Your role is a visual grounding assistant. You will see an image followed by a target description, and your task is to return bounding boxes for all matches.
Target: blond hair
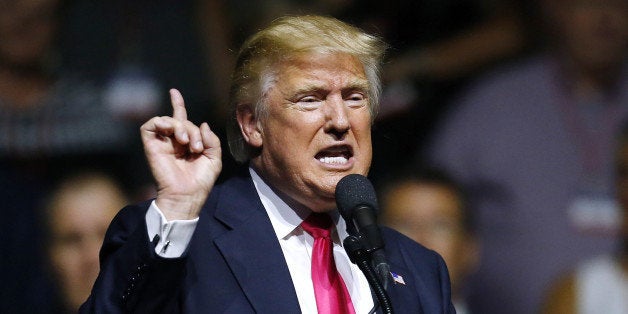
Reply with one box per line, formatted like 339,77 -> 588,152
226,15 -> 387,162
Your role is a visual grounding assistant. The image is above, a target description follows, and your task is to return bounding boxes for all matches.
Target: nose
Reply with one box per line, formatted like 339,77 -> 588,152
323,96 -> 350,139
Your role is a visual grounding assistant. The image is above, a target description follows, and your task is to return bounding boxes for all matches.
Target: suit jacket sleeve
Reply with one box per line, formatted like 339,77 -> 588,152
79,201 -> 188,314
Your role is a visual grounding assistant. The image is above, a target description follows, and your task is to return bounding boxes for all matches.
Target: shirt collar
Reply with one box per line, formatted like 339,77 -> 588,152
249,167 -> 349,244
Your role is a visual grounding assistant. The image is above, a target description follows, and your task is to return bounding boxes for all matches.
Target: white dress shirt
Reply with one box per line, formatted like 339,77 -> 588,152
146,168 -> 374,313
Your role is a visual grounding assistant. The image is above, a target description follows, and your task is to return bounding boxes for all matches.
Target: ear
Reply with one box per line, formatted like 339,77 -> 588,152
236,103 -> 263,148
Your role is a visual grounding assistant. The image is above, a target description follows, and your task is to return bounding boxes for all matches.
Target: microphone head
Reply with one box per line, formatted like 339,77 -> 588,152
335,174 -> 379,220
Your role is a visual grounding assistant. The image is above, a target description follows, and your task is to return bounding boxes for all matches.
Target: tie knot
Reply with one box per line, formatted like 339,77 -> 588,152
301,213 -> 333,239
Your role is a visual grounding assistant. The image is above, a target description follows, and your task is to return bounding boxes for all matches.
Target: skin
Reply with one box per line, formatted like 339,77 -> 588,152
241,52 -> 373,212
0,0 -> 59,109
143,51 -> 372,220
48,175 -> 126,312
553,0 -> 627,72
380,182 -> 478,296
0,0 -> 59,66
542,0 -> 628,96
141,89 -> 222,221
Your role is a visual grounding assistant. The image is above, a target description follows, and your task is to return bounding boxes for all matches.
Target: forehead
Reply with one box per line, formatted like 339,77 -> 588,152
272,52 -> 368,87
388,182 -> 463,215
49,182 -> 123,229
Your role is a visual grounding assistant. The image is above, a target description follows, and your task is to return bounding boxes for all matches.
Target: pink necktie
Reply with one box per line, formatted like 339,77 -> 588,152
301,213 -> 356,314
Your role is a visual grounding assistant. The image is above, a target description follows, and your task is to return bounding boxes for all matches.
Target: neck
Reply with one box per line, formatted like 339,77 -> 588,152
249,165 -> 313,214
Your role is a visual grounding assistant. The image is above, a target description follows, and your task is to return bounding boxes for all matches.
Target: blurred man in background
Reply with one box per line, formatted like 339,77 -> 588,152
0,1 -> 144,312
379,167 -> 479,314
44,171 -> 126,313
543,123 -> 628,314
425,0 -> 627,312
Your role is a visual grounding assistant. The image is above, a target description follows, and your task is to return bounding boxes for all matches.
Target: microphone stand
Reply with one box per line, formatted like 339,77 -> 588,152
343,235 -> 394,314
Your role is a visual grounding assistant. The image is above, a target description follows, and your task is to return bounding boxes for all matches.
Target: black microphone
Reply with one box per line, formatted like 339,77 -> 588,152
335,174 -> 391,289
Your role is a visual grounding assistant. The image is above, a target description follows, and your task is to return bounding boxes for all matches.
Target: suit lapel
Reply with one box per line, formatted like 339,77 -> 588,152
212,176 -> 301,313
383,261 -> 424,313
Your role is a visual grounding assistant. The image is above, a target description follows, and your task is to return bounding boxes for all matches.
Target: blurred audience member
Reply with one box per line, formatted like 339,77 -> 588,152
0,0 -> 155,193
44,171 -> 127,313
0,0 -> 149,312
0,0 -> 143,162
379,167 -> 479,314
424,0 -> 627,313
542,124 -> 628,314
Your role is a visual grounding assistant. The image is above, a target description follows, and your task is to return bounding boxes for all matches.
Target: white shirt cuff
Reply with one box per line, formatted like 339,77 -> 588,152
145,200 -> 198,258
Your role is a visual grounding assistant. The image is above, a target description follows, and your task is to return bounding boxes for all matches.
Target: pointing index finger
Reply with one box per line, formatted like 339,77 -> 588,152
170,88 -> 188,121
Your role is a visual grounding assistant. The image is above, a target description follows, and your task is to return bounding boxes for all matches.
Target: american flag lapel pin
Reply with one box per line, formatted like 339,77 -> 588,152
390,271 -> 406,285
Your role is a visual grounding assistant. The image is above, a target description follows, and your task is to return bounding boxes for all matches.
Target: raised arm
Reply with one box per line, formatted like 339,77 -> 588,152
141,89 -> 222,220
81,90 -> 223,313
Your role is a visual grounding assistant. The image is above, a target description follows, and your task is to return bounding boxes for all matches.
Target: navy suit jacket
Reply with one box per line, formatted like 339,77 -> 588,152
81,170 -> 455,313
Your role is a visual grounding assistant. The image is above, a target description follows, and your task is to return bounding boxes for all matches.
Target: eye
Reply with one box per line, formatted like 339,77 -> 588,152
295,96 -> 322,110
54,232 -> 83,247
345,92 -> 367,108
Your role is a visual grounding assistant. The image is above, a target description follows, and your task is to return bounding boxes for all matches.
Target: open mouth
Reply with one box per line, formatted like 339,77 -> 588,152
315,145 -> 353,165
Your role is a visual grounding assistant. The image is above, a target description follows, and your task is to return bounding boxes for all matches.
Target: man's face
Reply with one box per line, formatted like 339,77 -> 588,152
250,52 -> 373,212
380,182 -> 477,293
48,179 -> 124,312
552,0 -> 628,70
0,0 -> 59,66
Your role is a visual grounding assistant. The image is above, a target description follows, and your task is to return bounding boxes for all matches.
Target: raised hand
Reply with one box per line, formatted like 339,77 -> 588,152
140,89 -> 222,220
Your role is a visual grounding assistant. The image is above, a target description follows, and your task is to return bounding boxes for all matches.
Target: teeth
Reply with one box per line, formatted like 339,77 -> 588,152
319,156 -> 348,164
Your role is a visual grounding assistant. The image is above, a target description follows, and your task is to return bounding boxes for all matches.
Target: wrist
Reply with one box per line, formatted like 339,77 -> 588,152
155,193 -> 206,221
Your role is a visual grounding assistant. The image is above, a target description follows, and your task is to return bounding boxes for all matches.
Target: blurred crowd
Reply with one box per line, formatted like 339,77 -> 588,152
1,0 -> 625,313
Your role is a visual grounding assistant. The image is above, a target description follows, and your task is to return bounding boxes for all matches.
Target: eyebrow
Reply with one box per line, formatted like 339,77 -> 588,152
290,79 -> 370,97
344,79 -> 370,93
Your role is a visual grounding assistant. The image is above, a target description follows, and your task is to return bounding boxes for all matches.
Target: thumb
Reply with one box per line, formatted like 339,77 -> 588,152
200,122 -> 222,160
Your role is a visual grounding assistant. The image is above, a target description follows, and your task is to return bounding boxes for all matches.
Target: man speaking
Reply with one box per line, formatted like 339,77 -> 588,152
81,15 -> 454,313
